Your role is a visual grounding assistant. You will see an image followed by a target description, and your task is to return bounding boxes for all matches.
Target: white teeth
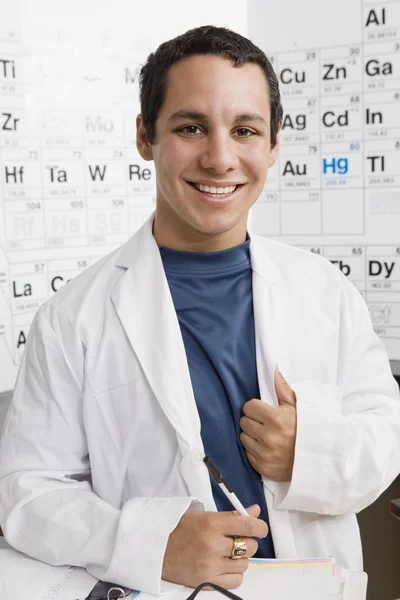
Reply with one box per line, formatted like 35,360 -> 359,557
194,183 -> 237,194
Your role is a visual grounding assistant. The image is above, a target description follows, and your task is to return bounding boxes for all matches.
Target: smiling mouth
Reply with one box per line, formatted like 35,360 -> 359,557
188,182 -> 243,198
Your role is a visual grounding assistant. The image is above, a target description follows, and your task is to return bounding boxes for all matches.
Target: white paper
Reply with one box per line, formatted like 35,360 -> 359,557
145,575 -> 341,600
0,549 -> 97,600
246,556 -> 335,576
341,568 -> 368,600
238,572 -> 341,600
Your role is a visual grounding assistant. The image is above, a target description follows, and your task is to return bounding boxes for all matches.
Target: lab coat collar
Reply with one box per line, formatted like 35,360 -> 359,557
115,212 -> 283,287
249,235 -> 282,287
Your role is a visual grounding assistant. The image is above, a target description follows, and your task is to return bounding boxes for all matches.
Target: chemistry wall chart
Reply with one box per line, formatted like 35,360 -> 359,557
250,0 -> 400,367
0,7 -> 155,391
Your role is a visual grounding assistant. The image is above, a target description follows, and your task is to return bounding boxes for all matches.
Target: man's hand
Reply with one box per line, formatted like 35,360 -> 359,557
162,504 -> 268,589
240,368 -> 297,482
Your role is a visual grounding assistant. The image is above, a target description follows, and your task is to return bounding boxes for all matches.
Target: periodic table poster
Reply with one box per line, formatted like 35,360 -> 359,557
0,0 -> 248,393
0,5 -> 158,392
248,0 -> 400,370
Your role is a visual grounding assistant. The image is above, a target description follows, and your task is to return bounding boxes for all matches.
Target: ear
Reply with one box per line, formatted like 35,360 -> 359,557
136,114 -> 154,161
267,122 -> 281,168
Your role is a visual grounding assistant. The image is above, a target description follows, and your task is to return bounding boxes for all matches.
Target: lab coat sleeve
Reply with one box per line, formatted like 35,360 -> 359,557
0,307 -> 203,594
274,276 -> 400,515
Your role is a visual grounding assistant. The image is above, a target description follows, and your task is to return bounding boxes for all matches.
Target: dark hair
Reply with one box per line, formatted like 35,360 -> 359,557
139,25 -> 283,147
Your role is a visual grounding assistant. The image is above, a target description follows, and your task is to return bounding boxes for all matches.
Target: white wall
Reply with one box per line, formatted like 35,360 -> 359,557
20,0 -> 248,54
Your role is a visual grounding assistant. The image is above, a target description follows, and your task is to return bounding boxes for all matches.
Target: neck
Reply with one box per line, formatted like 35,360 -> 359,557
153,207 -> 247,252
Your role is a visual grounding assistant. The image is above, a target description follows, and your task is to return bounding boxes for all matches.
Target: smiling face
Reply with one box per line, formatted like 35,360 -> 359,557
136,54 -> 280,251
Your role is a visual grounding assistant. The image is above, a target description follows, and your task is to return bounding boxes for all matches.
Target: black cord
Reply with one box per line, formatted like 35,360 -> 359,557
185,582 -> 244,600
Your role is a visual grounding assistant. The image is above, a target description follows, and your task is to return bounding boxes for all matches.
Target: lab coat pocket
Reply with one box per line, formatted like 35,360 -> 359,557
87,377 -> 181,505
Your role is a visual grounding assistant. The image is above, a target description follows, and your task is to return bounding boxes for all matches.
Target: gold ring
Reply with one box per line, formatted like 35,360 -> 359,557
231,536 -> 247,559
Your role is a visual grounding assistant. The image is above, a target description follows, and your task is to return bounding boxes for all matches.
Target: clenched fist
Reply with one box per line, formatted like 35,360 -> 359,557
240,368 -> 297,482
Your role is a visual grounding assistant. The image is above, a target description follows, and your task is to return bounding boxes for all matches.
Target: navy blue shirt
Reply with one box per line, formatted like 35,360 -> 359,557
159,236 -> 275,558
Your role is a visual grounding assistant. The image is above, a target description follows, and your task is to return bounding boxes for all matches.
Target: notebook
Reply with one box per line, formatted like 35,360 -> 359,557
0,549 -> 367,600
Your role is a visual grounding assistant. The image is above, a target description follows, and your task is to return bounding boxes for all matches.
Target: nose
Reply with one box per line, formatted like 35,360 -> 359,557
199,130 -> 240,174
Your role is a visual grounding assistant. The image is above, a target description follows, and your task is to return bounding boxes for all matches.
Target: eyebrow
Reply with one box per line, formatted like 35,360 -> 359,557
168,110 -> 268,126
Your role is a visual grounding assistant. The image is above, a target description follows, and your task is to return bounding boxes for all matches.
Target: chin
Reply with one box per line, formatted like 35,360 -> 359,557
189,213 -> 242,237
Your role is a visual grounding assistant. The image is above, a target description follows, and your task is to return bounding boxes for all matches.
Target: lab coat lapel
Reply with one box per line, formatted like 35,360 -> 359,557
111,215 -> 215,509
250,236 -> 287,496
250,236 -> 286,405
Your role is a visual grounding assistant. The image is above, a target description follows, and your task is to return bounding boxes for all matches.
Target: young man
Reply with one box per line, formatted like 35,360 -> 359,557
0,25 -> 399,595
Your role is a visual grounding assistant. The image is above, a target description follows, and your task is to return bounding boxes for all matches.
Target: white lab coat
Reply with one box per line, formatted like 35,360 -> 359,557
0,213 -> 399,594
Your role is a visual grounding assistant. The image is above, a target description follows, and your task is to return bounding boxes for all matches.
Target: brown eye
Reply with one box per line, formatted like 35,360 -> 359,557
236,128 -> 255,137
179,126 -> 202,135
